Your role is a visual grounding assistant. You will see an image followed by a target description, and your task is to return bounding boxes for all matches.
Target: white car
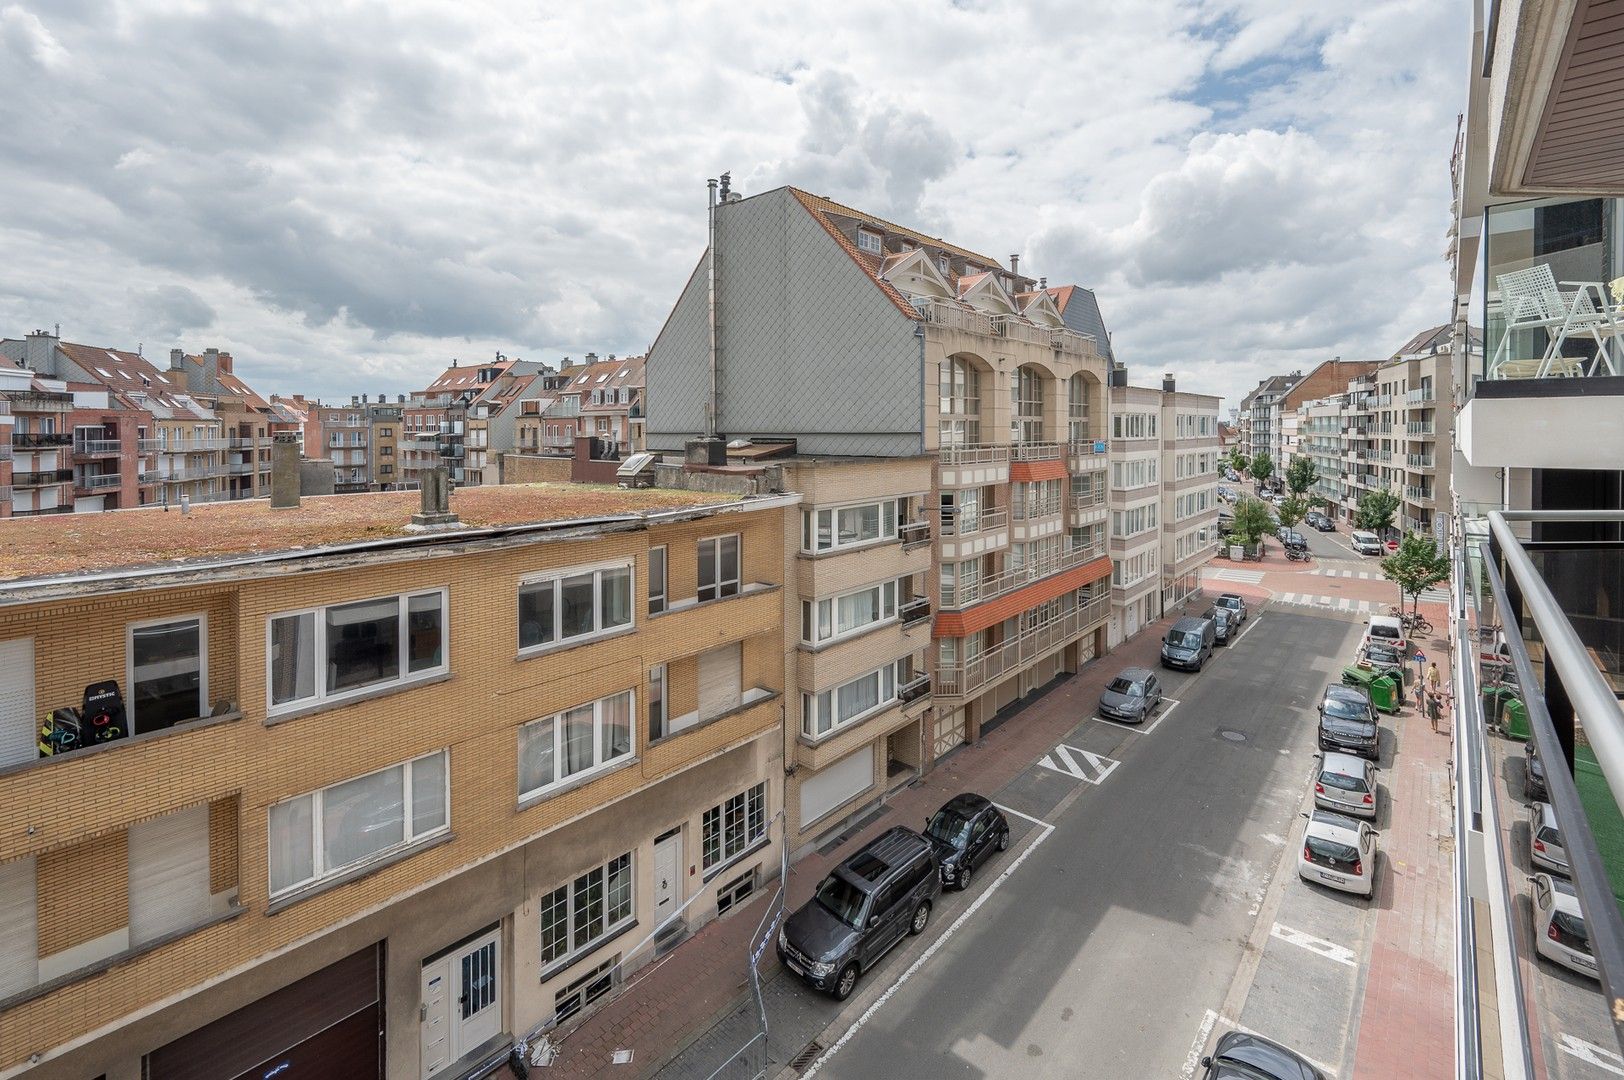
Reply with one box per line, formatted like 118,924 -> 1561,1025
1531,800 -> 1569,874
1361,614 -> 1409,658
1314,751 -> 1378,819
1531,872 -> 1597,979
1298,809 -> 1378,897
1351,530 -> 1383,556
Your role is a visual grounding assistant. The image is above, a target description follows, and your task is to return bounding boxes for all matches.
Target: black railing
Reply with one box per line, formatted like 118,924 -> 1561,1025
14,469 -> 74,486
12,433 -> 73,448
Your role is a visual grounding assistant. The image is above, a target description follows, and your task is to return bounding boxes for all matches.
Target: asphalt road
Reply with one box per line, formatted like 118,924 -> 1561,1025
804,610 -> 1364,1079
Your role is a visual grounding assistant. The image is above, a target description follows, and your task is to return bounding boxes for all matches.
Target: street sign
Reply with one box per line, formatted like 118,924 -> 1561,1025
1414,651 -> 1425,662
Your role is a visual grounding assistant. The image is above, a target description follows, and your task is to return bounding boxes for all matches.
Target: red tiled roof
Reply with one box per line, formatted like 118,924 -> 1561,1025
1047,285 -> 1077,314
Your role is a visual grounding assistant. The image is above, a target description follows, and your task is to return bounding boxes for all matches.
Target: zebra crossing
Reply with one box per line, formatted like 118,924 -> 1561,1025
1205,568 -> 1266,584
1313,568 -> 1448,603
1274,592 -> 1385,616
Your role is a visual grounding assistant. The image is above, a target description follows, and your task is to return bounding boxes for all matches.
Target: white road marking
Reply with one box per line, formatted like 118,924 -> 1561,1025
801,812 -> 1056,1077
1259,832 -> 1286,846
1036,744 -> 1120,784
992,803 -> 1050,828
1227,614 -> 1265,645
1206,568 -> 1265,584
1270,922 -> 1357,967
1092,697 -> 1181,735
1559,1033 -> 1624,1076
1273,593 -> 1382,616
1180,1008 -> 1221,1080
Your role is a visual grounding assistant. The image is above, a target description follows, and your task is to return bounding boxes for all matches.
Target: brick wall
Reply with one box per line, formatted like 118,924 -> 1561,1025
499,453 -> 572,484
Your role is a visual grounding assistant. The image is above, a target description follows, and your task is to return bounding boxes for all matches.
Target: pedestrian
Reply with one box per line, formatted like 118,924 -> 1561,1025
1427,691 -> 1442,732
1426,661 -> 1441,696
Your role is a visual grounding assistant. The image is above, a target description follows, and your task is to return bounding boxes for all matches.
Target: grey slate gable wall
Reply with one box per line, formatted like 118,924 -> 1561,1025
1059,288 -> 1115,364
646,187 -> 924,457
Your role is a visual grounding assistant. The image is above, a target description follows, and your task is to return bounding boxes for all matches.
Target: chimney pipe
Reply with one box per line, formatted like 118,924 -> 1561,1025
1010,254 -> 1020,276
1162,373 -> 1176,394
706,177 -> 720,438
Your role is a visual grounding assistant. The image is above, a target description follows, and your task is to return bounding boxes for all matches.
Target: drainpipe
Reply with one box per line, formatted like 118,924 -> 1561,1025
706,178 -> 719,437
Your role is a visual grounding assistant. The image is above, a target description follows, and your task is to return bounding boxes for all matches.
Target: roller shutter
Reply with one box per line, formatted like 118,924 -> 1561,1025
0,638 -> 35,769
799,745 -> 874,826
697,643 -> 742,722
129,804 -> 212,946
0,856 -> 37,998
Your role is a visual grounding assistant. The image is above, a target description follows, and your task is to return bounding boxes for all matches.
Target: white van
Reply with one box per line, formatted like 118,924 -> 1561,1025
1351,530 -> 1383,556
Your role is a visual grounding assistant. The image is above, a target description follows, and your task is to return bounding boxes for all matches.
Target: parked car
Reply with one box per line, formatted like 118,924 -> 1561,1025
1161,616 -> 1216,671
1218,485 -> 1234,501
1524,741 -> 1548,802
1314,751 -> 1377,819
924,794 -> 1009,891
1356,640 -> 1412,701
1298,809 -> 1378,898
1209,605 -> 1237,644
1531,872 -> 1597,980
778,826 -> 942,1000
1214,593 -> 1248,624
1279,529 -> 1308,551
1318,684 -> 1379,759
1098,667 -> 1163,723
1362,614 -> 1409,658
1200,1030 -> 1326,1080
1530,800 -> 1569,875
1351,530 -> 1383,556
1312,512 -> 1336,532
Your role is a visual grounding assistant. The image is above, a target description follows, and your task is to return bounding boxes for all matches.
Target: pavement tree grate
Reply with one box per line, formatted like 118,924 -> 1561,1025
789,1041 -> 824,1073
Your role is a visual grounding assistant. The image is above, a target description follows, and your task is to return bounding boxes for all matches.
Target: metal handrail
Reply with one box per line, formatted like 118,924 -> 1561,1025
1484,509 -> 1624,1056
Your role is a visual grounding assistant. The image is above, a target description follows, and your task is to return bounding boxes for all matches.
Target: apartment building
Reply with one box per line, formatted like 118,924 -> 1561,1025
0,331 -> 280,509
0,480 -> 795,1079
369,397 -> 402,490
1236,372 -> 1302,473
1159,380 -> 1222,610
400,359 -> 540,487
645,183 -> 1113,855
305,401 -> 373,493
1107,379 -> 1165,642
465,365 -> 550,486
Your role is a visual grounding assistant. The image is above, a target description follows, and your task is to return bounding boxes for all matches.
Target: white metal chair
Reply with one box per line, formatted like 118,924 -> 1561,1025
1491,264 -> 1621,378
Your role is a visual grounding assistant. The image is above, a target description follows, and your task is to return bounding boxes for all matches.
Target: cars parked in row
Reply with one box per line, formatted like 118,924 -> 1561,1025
1161,616 -> 1215,671
1214,593 -> 1248,625
1530,800 -> 1569,875
1361,614 -> 1409,659
1317,684 -> 1379,759
1200,1030 -> 1326,1079
778,826 -> 941,1000
1298,809 -> 1378,898
1305,511 -> 1335,531
1314,751 -> 1378,819
1524,741 -> 1547,802
1098,667 -> 1164,723
1209,604 -> 1238,644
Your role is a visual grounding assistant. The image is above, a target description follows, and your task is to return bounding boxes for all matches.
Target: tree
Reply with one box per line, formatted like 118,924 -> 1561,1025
1277,495 -> 1309,533
1381,533 -> 1451,624
1285,455 -> 1318,496
1355,489 -> 1401,533
1227,448 -> 1248,475
1230,495 -> 1274,547
1248,452 -> 1274,491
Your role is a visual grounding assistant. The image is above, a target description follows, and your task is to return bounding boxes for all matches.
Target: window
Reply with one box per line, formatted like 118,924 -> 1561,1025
268,590 -> 446,713
648,665 -> 667,740
697,535 -> 740,601
702,783 -> 767,871
715,867 -> 756,917
1067,374 -> 1091,442
518,691 -> 634,799
129,615 -> 206,733
856,229 -> 883,254
801,579 -> 901,645
1011,365 -> 1045,443
553,957 -> 617,1022
938,357 -> 981,447
647,547 -> 666,615
801,659 -> 913,738
801,499 -> 899,554
518,564 -> 632,653
267,751 -> 448,897
539,853 -> 634,969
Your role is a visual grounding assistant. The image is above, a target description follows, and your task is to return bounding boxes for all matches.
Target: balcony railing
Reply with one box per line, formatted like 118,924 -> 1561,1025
914,298 -> 995,336
75,472 -> 121,491
1405,388 -> 1435,404
939,542 -> 1105,610
13,468 -> 73,487
992,315 -> 1049,345
1370,449 -> 1393,462
157,438 -> 227,452
73,439 -> 121,457
1407,421 -> 1436,436
1011,440 -> 1063,462
1404,485 -> 1433,503
1051,328 -> 1097,355
12,432 -> 72,448
5,391 -> 72,411
938,505 -> 1008,538
229,436 -> 271,449
936,593 -> 1110,698
1067,437 -> 1106,458
899,520 -> 932,549
899,597 -> 932,627
138,438 -> 162,453
163,465 -> 228,482
1013,494 -> 1064,521
938,442 -> 1008,466
1069,487 -> 1107,511
138,470 -> 161,484
897,672 -> 932,704
1407,454 -> 1436,470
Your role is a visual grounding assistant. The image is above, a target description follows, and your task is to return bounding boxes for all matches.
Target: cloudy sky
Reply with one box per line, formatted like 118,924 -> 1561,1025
0,0 -> 1466,412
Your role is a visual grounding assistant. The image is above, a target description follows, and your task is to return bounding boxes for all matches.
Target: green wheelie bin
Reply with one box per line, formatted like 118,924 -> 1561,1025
1503,697 -> 1532,741
1367,674 -> 1400,715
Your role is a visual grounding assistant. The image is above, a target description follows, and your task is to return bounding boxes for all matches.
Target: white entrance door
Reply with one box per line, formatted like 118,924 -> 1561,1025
421,929 -> 502,1078
653,830 -> 682,927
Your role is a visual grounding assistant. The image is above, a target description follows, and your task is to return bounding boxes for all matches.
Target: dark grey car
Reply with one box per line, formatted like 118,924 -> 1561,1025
777,826 -> 941,1000
924,793 -> 1009,890
1525,741 -> 1548,802
1201,1030 -> 1325,1079
1098,667 -> 1163,723
1318,684 -> 1379,758
1214,593 -> 1248,624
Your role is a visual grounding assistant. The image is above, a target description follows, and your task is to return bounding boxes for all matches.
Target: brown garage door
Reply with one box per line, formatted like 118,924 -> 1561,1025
146,945 -> 382,1080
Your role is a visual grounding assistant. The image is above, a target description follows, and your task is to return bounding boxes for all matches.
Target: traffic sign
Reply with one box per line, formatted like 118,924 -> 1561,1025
1414,651 -> 1425,663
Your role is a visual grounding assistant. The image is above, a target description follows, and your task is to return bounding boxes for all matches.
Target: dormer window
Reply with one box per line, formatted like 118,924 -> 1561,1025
857,229 -> 883,255
937,256 -> 950,275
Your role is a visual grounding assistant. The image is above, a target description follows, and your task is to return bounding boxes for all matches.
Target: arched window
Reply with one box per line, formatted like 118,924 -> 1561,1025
939,357 -> 981,447
1011,366 -> 1045,444
1068,374 -> 1090,443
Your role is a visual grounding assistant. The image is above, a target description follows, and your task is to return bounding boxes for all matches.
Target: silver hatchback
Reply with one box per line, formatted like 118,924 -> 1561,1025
1531,801 -> 1569,875
1314,752 -> 1377,819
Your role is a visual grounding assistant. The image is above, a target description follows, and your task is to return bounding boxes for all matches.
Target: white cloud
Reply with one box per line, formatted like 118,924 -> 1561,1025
0,0 -> 1465,411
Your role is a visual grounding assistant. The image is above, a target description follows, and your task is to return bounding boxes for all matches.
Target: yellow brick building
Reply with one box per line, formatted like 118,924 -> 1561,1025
0,483 -> 796,1079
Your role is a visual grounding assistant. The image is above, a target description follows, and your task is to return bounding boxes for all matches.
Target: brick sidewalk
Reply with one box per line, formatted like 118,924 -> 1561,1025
537,603 -> 1193,1077
1351,630 -> 1456,1079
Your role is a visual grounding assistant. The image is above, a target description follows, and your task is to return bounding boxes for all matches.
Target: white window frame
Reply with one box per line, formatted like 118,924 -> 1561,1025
517,690 -> 637,802
127,612 -> 208,734
697,535 -> 741,602
702,782 -> 767,872
267,750 -> 449,897
856,229 -> 883,254
265,589 -> 448,716
517,561 -> 635,656
800,498 -> 899,555
538,852 -> 635,968
800,578 -> 901,646
800,658 -> 911,740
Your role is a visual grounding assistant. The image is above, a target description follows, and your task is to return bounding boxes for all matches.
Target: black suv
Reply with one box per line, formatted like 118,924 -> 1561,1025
1318,684 -> 1379,758
778,826 -> 942,1000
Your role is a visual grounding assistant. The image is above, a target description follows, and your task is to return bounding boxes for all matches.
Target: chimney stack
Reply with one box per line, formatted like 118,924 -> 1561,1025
169,348 -> 186,370
585,352 -> 598,363
408,467 -> 460,531
1108,362 -> 1128,388
1162,373 -> 1176,394
1010,254 -> 1020,276
270,433 -> 300,509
